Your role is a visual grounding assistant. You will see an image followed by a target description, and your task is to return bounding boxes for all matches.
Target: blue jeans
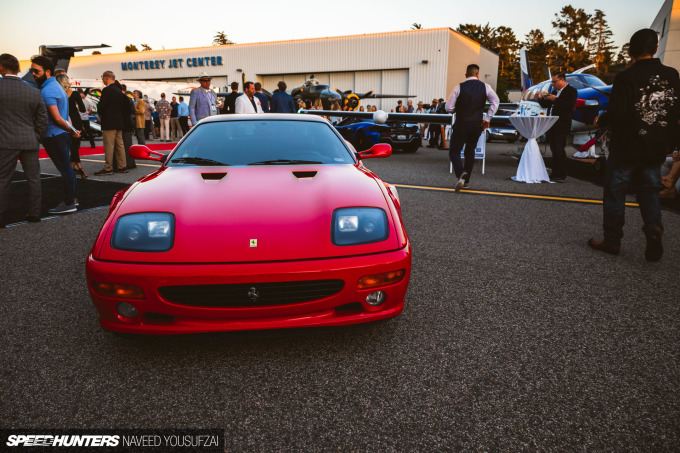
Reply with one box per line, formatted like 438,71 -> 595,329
44,133 -> 76,205
602,152 -> 662,246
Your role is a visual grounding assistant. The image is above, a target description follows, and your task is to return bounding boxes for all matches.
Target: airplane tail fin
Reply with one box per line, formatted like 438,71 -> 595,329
520,46 -> 532,93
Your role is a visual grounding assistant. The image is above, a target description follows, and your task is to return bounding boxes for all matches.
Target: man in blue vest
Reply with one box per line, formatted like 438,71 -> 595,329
446,64 -> 499,191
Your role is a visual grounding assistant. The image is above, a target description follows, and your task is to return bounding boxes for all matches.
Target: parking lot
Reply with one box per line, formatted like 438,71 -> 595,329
1,142 -> 678,451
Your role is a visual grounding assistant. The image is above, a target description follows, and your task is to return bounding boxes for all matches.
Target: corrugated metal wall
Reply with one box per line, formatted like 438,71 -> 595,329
63,28 -> 498,110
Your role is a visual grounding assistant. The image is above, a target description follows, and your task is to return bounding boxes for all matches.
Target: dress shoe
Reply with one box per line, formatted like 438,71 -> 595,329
644,227 -> 663,262
25,215 -> 41,223
588,238 -> 620,256
94,169 -> 113,176
455,172 -> 469,192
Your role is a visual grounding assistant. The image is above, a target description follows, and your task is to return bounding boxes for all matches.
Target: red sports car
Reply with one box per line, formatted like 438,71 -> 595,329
86,114 -> 411,334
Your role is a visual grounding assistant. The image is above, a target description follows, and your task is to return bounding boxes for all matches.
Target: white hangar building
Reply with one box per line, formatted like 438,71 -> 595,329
63,28 -> 499,110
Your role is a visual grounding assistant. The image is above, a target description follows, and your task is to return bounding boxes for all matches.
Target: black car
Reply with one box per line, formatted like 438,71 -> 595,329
487,108 -> 519,143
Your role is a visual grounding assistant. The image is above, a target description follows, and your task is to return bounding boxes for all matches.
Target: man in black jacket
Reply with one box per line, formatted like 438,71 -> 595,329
222,82 -> 240,114
95,71 -> 127,176
537,72 -> 578,182
588,29 -> 680,261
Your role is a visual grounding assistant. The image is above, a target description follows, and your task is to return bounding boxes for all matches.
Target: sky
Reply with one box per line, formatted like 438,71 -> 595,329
3,0 -> 666,61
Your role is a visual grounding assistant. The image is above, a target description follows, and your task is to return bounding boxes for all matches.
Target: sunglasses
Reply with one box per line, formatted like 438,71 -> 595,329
30,68 -> 42,74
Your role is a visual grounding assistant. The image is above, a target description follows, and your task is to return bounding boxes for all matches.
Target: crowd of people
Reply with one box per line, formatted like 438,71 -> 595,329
1,27 -> 679,263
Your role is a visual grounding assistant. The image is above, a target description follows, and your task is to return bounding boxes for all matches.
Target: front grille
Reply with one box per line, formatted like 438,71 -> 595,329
159,280 -> 345,307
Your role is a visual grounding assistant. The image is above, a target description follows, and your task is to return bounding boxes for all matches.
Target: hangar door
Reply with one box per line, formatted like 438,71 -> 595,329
259,69 -> 409,111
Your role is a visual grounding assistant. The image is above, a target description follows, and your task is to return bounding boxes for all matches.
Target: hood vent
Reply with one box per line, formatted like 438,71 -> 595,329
201,172 -> 228,181
292,171 -> 318,179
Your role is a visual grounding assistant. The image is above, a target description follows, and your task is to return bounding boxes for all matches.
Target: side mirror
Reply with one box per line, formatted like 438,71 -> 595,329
130,145 -> 166,162
358,143 -> 392,159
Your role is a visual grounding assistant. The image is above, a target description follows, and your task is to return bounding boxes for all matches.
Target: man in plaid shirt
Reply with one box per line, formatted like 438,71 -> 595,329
155,93 -> 171,142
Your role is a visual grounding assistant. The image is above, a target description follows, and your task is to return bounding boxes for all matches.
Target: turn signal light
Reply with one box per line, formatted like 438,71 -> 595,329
92,282 -> 145,299
357,269 -> 406,289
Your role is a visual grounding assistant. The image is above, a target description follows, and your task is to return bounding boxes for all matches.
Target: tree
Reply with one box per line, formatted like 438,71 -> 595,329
589,9 -> 615,75
456,23 -> 520,89
552,5 -> 592,72
125,44 -> 139,52
411,23 -> 422,30
213,31 -> 234,46
141,44 -> 152,51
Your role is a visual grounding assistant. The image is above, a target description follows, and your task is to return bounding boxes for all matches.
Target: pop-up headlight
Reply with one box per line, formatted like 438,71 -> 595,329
112,213 -> 175,252
332,208 -> 388,246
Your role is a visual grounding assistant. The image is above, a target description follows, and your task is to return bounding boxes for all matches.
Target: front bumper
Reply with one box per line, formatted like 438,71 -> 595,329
86,246 -> 411,334
380,135 -> 422,149
488,128 -> 519,141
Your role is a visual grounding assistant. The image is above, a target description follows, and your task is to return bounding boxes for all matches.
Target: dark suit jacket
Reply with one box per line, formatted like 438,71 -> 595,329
98,83 -> 126,130
270,91 -> 296,113
222,91 -> 240,114
0,76 -> 47,150
539,84 -> 577,134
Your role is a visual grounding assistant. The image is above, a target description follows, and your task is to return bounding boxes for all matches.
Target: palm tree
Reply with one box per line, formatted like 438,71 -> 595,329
411,23 -> 422,30
141,44 -> 152,52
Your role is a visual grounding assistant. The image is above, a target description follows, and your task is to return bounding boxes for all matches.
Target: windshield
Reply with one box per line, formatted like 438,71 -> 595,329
167,120 -> 355,167
582,75 -> 608,87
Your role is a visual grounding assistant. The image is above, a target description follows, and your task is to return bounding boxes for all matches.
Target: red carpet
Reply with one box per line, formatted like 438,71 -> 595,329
38,142 -> 177,160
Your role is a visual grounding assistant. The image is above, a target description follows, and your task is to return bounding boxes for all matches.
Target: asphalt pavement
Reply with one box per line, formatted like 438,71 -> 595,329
1,141 -> 678,451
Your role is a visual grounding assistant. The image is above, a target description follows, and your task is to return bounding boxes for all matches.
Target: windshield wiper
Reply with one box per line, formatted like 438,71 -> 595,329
170,157 -> 230,166
248,159 -> 323,165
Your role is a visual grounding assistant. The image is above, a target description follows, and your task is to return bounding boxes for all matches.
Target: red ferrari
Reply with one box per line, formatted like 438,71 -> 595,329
86,114 -> 411,334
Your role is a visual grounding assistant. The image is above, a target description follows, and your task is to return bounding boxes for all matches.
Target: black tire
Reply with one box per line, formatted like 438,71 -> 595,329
507,136 -> 518,143
403,144 -> 419,153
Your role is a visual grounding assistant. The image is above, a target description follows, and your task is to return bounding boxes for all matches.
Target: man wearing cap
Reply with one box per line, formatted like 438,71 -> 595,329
189,72 -> 217,125
270,81 -> 296,113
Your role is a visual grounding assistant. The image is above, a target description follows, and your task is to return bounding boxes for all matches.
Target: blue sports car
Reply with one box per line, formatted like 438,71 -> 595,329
334,117 -> 422,153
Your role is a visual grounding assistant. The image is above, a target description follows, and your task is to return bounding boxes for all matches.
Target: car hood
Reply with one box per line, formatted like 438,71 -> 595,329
97,165 -> 401,263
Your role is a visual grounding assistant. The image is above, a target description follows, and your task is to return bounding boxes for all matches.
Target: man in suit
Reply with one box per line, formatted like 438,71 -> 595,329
189,72 -> 218,125
254,82 -> 270,113
270,81 -> 296,113
537,72 -> 578,182
0,54 -> 47,227
446,64 -> 500,191
235,82 -> 264,114
95,71 -> 127,175
222,81 -> 240,114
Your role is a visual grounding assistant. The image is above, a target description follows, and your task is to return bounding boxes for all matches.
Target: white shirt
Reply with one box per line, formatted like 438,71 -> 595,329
445,76 -> 500,121
235,93 -> 263,114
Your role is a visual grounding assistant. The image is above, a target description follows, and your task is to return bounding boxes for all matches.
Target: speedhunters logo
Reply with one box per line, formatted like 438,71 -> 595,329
1,430 -> 223,451
6,435 -> 119,447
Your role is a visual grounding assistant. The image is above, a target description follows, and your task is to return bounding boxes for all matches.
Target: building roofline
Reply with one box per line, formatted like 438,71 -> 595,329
69,27 -> 498,60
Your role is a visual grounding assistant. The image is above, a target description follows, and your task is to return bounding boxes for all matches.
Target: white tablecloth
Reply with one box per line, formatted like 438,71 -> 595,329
509,116 -> 558,183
